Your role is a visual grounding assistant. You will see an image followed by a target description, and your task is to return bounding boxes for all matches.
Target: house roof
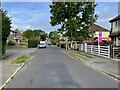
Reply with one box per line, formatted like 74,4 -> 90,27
10,30 -> 16,33
109,15 -> 120,23
15,29 -> 22,36
89,24 -> 109,32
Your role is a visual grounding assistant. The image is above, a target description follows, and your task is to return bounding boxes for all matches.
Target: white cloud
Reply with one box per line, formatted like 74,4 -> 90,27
5,2 -> 119,33
6,4 -> 59,32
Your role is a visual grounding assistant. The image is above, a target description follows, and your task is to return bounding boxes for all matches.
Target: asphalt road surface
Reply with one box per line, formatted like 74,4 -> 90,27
6,46 -> 118,88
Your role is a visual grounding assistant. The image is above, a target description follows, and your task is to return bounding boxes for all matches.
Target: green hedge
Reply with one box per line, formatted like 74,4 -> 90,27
28,39 -> 38,48
51,39 -> 57,45
2,38 -> 7,55
7,40 -> 15,46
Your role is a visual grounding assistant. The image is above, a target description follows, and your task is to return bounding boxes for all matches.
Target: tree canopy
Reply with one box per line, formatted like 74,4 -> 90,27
50,2 -> 98,41
23,29 -> 46,40
49,31 -> 60,45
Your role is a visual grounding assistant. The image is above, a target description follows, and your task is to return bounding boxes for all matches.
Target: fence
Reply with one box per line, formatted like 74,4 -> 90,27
113,47 -> 120,58
76,43 -> 110,58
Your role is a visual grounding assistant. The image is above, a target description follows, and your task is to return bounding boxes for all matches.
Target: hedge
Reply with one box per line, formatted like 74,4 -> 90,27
28,39 -> 39,48
7,40 -> 15,46
2,38 -> 7,55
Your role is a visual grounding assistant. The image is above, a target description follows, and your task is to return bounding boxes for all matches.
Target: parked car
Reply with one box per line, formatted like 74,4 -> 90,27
38,41 -> 46,48
47,42 -> 52,45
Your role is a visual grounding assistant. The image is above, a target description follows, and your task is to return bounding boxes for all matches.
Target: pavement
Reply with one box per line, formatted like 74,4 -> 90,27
0,46 -> 37,86
4,46 -> 118,88
63,48 -> 120,80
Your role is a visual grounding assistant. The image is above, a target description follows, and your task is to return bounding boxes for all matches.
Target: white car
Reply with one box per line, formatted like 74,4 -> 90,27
38,41 -> 46,48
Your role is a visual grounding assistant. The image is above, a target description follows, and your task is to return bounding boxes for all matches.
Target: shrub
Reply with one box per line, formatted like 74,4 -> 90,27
2,39 -> 6,55
19,42 -> 27,46
28,39 -> 38,48
51,39 -> 56,45
7,40 -> 15,46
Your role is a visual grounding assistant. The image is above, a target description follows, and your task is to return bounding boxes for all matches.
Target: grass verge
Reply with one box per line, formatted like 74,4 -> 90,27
11,55 -> 28,64
68,52 -> 88,61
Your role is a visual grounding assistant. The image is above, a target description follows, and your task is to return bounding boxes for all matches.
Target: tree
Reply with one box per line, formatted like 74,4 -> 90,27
50,2 -> 98,41
49,31 -> 60,45
1,9 -> 12,54
23,29 -> 34,39
34,29 -> 45,37
23,29 -> 46,39
40,35 -> 46,41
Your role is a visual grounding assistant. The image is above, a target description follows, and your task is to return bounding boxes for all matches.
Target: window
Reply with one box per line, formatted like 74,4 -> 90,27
118,20 -> 120,27
115,21 -> 118,27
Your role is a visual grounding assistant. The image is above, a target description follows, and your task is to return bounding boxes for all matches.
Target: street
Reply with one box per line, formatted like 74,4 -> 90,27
6,45 -> 118,88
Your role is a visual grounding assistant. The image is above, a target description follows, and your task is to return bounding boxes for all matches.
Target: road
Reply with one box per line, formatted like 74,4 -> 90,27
5,46 -> 118,88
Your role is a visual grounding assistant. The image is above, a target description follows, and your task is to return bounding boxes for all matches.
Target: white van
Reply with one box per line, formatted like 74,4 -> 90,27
38,41 -> 46,48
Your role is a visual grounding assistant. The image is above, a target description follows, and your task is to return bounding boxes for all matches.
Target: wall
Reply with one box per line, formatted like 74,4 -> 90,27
94,32 -> 109,38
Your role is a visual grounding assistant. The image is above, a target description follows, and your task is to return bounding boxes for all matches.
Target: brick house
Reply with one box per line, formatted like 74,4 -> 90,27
83,24 -> 110,43
7,29 -> 23,43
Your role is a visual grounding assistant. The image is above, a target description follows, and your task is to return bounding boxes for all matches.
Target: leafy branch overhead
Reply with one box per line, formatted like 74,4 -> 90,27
50,2 -> 98,41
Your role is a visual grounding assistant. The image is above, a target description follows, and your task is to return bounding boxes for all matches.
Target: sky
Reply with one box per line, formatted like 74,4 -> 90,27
2,1 -> 119,33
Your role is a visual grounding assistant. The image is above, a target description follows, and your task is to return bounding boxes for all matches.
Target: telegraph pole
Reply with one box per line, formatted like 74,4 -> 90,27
91,0 -> 94,45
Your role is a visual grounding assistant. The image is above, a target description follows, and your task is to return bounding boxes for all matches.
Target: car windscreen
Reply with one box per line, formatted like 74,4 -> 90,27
40,43 -> 45,45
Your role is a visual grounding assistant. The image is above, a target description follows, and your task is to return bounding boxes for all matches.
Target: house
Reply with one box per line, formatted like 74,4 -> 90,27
83,24 -> 110,43
57,34 -> 67,48
7,30 -> 16,42
90,24 -> 110,40
109,15 -> 120,58
7,29 -> 23,43
109,15 -> 120,46
14,29 -> 23,42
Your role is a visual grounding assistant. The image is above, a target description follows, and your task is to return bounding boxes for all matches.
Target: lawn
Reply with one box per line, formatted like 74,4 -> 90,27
11,55 -> 28,64
68,52 -> 88,61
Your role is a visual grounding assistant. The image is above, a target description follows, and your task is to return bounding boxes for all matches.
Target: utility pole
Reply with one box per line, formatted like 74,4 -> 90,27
91,0 -> 94,45
70,29 -> 73,49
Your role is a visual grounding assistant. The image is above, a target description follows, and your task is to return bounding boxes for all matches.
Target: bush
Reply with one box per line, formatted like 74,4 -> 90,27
7,40 -> 15,46
19,42 -> 27,46
2,39 -> 6,55
19,42 -> 24,45
94,40 -> 108,46
51,39 -> 56,45
28,39 -> 38,48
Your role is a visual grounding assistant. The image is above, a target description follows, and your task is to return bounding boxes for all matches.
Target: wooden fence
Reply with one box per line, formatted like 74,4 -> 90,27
73,43 -> 110,58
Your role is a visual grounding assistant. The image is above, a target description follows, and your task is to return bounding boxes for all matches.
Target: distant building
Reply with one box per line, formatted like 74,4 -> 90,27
90,24 -> 110,40
83,24 -> 110,43
7,29 -> 23,43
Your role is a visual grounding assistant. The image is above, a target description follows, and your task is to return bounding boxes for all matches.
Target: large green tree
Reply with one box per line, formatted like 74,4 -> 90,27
49,31 -> 60,45
23,29 -> 46,39
50,2 -> 98,41
23,29 -> 34,39
1,10 -> 12,54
